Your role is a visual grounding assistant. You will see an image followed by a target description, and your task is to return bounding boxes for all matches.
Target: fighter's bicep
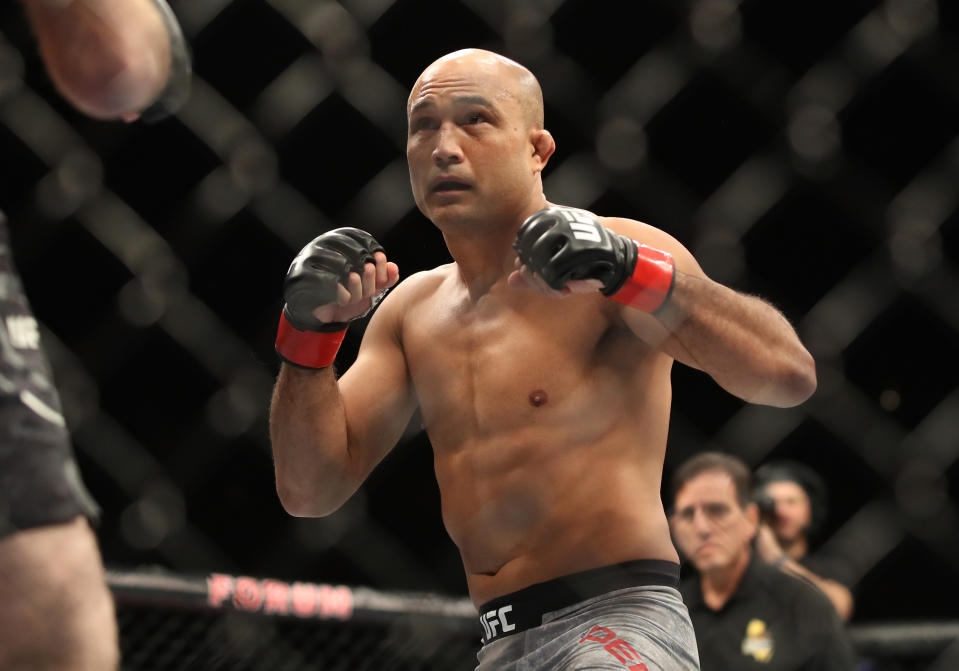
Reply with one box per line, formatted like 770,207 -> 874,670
338,297 -> 418,480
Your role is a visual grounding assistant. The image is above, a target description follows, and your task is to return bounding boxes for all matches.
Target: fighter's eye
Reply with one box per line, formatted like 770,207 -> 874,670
465,112 -> 487,124
411,117 -> 438,131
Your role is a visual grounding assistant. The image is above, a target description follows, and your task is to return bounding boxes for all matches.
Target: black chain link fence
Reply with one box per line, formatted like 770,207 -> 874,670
109,569 -> 480,670
118,608 -> 476,671
104,568 -> 959,670
2,0 -> 959,668
117,607 -> 478,671
109,571 -> 479,671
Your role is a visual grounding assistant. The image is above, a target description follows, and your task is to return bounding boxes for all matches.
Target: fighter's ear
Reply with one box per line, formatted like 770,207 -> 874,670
530,129 -> 555,171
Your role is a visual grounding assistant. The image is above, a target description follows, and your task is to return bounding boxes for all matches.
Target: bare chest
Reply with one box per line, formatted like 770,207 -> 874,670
401,290 -> 626,438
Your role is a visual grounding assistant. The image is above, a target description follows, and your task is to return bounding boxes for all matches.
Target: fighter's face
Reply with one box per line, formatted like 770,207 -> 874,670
764,480 -> 812,544
671,470 -> 758,576
406,60 -> 538,229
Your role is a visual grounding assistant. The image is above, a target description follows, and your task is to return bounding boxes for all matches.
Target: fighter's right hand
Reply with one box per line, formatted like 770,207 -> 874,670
275,228 -> 398,369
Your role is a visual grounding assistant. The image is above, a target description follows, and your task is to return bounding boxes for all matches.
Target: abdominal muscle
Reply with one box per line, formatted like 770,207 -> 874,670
430,409 -> 680,607
401,269 -> 680,606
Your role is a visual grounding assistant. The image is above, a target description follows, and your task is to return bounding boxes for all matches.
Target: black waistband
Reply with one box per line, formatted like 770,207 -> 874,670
477,559 -> 679,645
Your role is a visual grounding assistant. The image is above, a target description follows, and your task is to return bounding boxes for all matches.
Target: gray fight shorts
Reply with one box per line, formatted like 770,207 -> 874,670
475,560 -> 700,671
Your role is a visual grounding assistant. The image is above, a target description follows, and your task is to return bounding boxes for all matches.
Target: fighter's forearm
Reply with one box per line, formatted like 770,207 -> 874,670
657,272 -> 817,407
269,365 -> 359,517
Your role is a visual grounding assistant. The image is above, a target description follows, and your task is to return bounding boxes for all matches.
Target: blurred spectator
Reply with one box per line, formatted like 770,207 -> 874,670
670,451 -> 857,670
754,460 -> 855,621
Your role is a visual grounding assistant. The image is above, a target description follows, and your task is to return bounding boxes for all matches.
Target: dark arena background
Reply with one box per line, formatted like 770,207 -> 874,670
2,0 -> 959,669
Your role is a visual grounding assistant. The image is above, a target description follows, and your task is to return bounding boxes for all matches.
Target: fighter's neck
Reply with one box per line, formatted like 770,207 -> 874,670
444,228 -> 518,300
441,199 -> 553,299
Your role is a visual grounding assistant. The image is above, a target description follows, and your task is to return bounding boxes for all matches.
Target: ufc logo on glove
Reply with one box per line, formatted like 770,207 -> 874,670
556,208 -> 604,243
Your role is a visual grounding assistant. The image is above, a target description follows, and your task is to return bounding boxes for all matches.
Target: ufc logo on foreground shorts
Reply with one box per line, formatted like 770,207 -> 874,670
479,604 -> 516,642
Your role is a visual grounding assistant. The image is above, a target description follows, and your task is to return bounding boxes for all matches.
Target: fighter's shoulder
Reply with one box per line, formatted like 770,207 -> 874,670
599,215 -> 683,251
594,212 -> 699,271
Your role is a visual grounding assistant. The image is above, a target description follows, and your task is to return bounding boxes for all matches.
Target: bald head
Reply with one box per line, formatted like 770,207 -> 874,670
409,49 -> 544,129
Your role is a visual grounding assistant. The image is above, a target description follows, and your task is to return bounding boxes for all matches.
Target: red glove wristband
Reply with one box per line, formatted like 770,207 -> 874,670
275,311 -> 347,369
610,242 -> 675,312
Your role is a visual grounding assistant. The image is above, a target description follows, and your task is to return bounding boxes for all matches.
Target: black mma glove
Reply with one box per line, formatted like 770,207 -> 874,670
276,227 -> 384,368
513,207 -> 674,312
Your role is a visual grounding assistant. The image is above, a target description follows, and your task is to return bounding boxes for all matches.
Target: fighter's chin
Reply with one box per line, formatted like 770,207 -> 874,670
425,201 -> 476,227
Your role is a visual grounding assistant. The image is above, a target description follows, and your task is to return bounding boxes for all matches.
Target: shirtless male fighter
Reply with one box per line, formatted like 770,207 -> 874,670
270,48 -> 817,671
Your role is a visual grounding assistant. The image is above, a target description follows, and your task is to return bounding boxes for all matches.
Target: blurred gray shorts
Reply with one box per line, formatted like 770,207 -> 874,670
475,563 -> 699,671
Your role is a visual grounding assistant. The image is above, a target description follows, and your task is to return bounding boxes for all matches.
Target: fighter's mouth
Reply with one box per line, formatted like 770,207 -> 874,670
433,180 -> 471,192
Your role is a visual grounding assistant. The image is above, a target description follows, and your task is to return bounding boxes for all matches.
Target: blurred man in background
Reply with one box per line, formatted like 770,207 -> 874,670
670,451 -> 856,670
754,460 -> 855,621
1,2 -> 189,668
